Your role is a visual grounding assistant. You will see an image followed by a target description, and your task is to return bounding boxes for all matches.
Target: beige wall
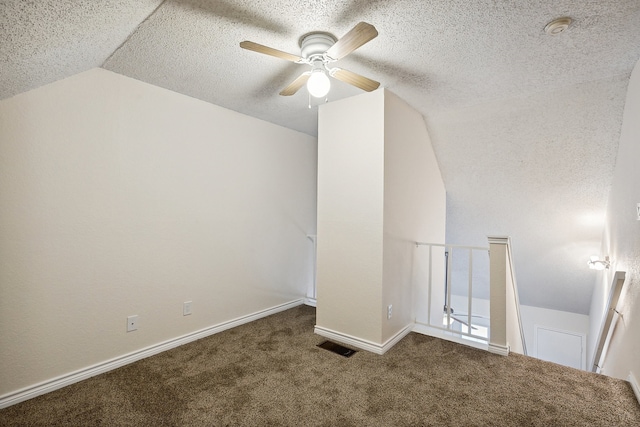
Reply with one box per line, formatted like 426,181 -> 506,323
489,241 -> 508,349
0,69 -> 317,396
588,58 -> 640,380
488,238 -> 525,355
316,89 -> 445,347
316,90 -> 385,343
382,91 -> 446,343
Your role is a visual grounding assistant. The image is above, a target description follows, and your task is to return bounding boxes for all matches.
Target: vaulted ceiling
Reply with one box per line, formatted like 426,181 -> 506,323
3,0 -> 640,314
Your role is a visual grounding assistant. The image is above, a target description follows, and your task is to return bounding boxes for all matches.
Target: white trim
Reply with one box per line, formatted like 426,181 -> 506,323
413,323 -> 489,352
488,343 -> 510,356
487,236 -> 510,245
0,299 -> 304,409
304,297 -> 317,307
383,324 -> 414,352
628,372 -> 640,405
314,324 -> 413,355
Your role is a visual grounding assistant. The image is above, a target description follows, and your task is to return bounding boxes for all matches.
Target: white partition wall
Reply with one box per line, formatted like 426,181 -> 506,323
315,90 -> 386,345
315,89 -> 445,353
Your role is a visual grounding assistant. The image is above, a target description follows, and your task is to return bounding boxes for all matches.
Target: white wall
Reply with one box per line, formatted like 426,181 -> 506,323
382,91 -> 446,343
0,68 -> 317,397
315,90 -> 385,343
520,305 -> 589,366
588,58 -> 640,381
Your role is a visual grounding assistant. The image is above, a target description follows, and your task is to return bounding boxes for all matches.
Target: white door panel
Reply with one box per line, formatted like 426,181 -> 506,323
535,325 -> 585,370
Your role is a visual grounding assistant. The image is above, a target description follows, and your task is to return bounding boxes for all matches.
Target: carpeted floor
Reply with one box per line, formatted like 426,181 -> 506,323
1,305 -> 639,426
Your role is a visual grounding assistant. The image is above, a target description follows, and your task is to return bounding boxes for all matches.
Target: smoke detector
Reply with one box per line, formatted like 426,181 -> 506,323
544,17 -> 573,35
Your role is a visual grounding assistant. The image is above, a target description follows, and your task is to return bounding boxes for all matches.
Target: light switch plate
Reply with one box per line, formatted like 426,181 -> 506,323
183,301 -> 192,316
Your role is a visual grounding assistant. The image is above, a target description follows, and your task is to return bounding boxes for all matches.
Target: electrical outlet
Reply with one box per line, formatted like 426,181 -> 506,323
183,301 -> 192,316
637,203 -> 640,220
387,304 -> 393,320
127,315 -> 138,332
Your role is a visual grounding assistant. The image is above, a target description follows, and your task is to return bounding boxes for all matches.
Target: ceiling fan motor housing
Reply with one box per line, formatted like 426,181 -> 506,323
300,33 -> 336,60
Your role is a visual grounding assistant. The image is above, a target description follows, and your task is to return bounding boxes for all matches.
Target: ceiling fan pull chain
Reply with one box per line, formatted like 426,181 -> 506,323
308,92 -> 312,109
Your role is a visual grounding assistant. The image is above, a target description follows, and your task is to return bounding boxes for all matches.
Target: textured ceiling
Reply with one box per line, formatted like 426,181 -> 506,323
2,0 -> 640,314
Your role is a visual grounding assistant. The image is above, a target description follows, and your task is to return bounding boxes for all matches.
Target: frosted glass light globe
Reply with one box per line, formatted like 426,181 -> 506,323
307,70 -> 330,98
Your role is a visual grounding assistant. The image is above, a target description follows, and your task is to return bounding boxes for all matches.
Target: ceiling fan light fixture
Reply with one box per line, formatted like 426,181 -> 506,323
307,68 -> 331,98
240,22 -> 379,98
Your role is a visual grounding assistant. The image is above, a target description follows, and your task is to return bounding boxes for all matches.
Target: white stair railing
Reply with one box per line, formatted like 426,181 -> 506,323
413,242 -> 490,348
305,234 -> 317,306
591,271 -> 626,373
414,238 -> 527,356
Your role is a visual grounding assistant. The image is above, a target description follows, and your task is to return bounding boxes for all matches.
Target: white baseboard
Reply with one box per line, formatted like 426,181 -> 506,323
628,371 -> 640,405
314,323 -> 413,355
383,324 -> 414,352
412,323 -> 489,352
0,299 -> 304,409
488,343 -> 510,356
304,297 -> 317,307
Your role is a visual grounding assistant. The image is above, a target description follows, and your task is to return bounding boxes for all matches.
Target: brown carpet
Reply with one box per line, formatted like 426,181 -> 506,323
1,305 -> 639,426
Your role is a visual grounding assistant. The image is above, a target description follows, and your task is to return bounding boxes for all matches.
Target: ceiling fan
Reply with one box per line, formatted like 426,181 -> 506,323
240,22 -> 380,98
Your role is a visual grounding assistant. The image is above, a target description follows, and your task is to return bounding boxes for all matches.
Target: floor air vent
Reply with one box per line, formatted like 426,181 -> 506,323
317,341 -> 357,358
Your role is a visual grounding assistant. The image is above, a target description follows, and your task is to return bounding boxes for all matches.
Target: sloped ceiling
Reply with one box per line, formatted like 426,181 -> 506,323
2,0 -> 640,314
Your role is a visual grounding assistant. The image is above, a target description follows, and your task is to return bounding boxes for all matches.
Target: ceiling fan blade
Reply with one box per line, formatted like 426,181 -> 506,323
325,22 -> 378,60
330,68 -> 380,92
240,41 -> 302,63
279,72 -> 311,96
